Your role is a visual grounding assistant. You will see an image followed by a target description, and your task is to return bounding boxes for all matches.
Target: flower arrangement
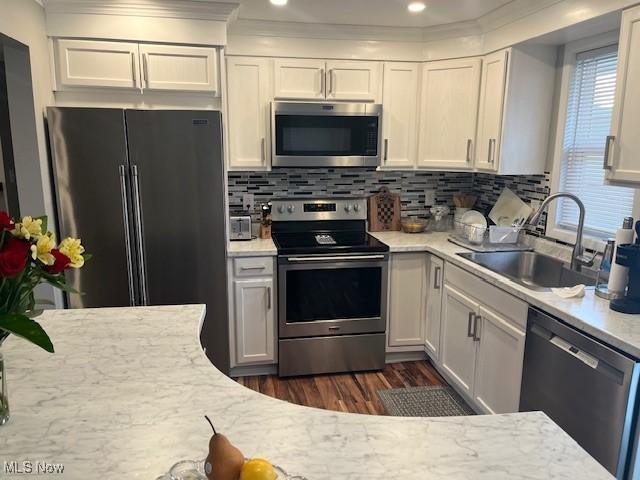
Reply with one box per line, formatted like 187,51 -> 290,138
0,212 -> 89,352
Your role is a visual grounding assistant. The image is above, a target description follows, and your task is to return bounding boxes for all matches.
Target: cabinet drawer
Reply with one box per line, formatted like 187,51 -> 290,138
445,262 -> 527,330
233,257 -> 274,277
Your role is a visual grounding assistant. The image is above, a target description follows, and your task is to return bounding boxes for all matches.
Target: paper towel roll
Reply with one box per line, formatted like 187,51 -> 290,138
609,226 -> 635,294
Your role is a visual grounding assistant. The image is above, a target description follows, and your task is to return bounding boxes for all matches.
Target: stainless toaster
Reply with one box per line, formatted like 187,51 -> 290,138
229,216 -> 252,241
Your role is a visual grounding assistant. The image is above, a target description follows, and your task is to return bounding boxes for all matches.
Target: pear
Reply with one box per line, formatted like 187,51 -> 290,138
204,416 -> 245,480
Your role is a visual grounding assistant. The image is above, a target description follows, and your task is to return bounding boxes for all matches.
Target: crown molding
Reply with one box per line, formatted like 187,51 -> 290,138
228,19 -> 426,43
42,0 -> 240,22
477,0 -> 566,32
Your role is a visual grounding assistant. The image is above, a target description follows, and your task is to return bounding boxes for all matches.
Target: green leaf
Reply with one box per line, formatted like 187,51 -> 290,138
82,253 -> 93,262
0,314 -> 54,353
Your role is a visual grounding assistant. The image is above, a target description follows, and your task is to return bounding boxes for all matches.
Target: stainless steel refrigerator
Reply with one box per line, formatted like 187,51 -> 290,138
47,107 -> 229,373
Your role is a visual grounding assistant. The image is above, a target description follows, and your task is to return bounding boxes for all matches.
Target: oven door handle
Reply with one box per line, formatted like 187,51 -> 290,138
286,255 -> 386,262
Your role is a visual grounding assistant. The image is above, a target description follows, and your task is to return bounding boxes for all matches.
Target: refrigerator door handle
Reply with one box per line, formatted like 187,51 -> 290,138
118,165 -> 136,306
131,164 -> 149,306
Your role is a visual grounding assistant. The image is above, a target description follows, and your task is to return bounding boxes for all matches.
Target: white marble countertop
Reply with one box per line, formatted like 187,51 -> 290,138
370,231 -> 640,359
228,237 -> 277,257
0,305 -> 612,479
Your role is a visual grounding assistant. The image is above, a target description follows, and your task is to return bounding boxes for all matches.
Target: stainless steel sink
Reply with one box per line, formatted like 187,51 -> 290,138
458,251 -> 598,291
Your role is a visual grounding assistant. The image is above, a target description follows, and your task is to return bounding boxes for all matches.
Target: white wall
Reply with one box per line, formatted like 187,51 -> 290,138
0,0 -> 54,220
0,0 -> 57,305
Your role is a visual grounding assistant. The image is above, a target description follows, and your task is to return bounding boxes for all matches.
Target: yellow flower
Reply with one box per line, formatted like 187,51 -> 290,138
59,237 -> 85,268
12,216 -> 43,240
31,233 -> 56,265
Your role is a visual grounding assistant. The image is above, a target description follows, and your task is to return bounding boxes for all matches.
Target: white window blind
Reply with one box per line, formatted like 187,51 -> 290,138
558,44 -> 635,236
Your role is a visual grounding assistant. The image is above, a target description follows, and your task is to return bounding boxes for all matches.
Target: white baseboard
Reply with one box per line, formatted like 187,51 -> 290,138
230,364 -> 277,378
385,351 -> 427,363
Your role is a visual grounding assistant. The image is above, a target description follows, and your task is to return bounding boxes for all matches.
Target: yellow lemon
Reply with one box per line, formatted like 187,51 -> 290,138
239,458 -> 277,480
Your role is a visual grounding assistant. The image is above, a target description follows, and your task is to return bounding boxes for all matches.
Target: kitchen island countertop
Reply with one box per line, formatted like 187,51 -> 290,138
1,305 -> 612,479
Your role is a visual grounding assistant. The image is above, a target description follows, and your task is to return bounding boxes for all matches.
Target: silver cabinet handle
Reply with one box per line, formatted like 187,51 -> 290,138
131,52 -> 138,87
320,68 -> 325,96
119,165 -> 136,307
328,69 -> 333,95
142,52 -> 149,88
487,138 -> 496,164
467,312 -> 475,338
384,139 -> 389,161
473,315 -> 481,342
260,138 -> 266,162
433,265 -> 441,290
266,286 -> 271,310
131,165 -> 149,306
603,135 -> 615,170
466,139 -> 472,163
240,266 -> 266,271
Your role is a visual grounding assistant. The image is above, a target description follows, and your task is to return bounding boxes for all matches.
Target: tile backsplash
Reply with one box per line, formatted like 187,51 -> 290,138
228,168 -> 474,218
228,168 -> 552,235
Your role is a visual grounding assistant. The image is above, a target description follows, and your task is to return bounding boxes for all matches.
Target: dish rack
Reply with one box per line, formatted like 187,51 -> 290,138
450,220 -> 532,252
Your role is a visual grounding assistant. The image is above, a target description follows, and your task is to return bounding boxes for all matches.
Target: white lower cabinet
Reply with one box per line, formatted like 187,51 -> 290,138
387,253 -> 426,348
473,306 -> 526,414
229,257 -> 276,366
424,255 -> 444,360
440,285 -> 479,397
440,262 -> 527,413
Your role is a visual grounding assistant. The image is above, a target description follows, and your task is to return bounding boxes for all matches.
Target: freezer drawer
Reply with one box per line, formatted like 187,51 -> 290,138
520,308 -> 640,478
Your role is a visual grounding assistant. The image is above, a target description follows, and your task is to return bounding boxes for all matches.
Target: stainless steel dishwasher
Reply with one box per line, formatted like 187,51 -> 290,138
520,308 -> 640,479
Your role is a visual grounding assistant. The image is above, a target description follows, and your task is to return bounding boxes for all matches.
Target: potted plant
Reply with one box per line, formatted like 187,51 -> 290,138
0,212 -> 89,425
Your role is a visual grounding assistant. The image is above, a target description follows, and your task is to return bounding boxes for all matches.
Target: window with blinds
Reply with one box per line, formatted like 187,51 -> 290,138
557,44 -> 636,236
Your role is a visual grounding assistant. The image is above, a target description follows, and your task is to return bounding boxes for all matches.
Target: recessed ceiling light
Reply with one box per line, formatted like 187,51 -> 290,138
408,2 -> 426,13
270,0 -> 288,6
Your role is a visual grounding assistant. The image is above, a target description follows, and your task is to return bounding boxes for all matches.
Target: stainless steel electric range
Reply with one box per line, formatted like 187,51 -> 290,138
271,197 -> 389,377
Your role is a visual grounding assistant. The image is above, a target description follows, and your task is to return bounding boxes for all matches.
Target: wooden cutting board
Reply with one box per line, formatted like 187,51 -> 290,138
368,187 -> 401,232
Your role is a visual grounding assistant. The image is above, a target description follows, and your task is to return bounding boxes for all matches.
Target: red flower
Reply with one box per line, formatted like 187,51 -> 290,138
0,211 -> 13,231
0,237 -> 30,277
46,249 -> 71,274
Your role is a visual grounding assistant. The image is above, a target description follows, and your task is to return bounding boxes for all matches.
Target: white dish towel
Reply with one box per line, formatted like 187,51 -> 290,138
551,284 -> 586,299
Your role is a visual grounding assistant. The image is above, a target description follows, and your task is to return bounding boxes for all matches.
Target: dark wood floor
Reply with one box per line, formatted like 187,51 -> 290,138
233,361 -> 445,415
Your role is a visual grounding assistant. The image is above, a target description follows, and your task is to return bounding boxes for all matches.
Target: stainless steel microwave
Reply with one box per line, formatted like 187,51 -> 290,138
271,102 -> 382,168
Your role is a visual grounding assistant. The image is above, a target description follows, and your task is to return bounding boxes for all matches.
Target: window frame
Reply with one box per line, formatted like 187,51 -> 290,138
548,30 -> 640,251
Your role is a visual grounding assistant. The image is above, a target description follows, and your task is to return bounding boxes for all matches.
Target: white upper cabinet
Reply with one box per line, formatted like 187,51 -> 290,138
55,39 -> 140,90
418,58 -> 481,170
387,253 -> 426,348
139,44 -> 218,93
273,59 -> 382,102
475,50 -> 508,172
475,46 -> 556,175
226,57 -> 272,170
381,62 -> 420,169
473,306 -> 525,414
424,255 -> 444,361
326,60 -> 382,102
607,5 -> 640,185
53,39 -> 220,94
273,58 -> 326,100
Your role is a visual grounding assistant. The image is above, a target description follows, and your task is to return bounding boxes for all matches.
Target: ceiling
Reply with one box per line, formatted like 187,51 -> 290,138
233,0 -> 515,28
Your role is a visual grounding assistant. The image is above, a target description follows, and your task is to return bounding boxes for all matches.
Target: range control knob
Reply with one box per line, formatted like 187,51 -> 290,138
344,204 -> 353,213
277,206 -> 285,214
287,205 -> 295,214
354,204 -> 361,212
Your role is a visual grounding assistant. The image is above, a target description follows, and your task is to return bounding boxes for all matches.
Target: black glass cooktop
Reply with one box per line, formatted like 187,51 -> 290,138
272,230 -> 389,255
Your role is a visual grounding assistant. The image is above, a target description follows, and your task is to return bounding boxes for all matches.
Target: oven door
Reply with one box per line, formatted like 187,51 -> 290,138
272,102 -> 382,168
278,254 -> 388,338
